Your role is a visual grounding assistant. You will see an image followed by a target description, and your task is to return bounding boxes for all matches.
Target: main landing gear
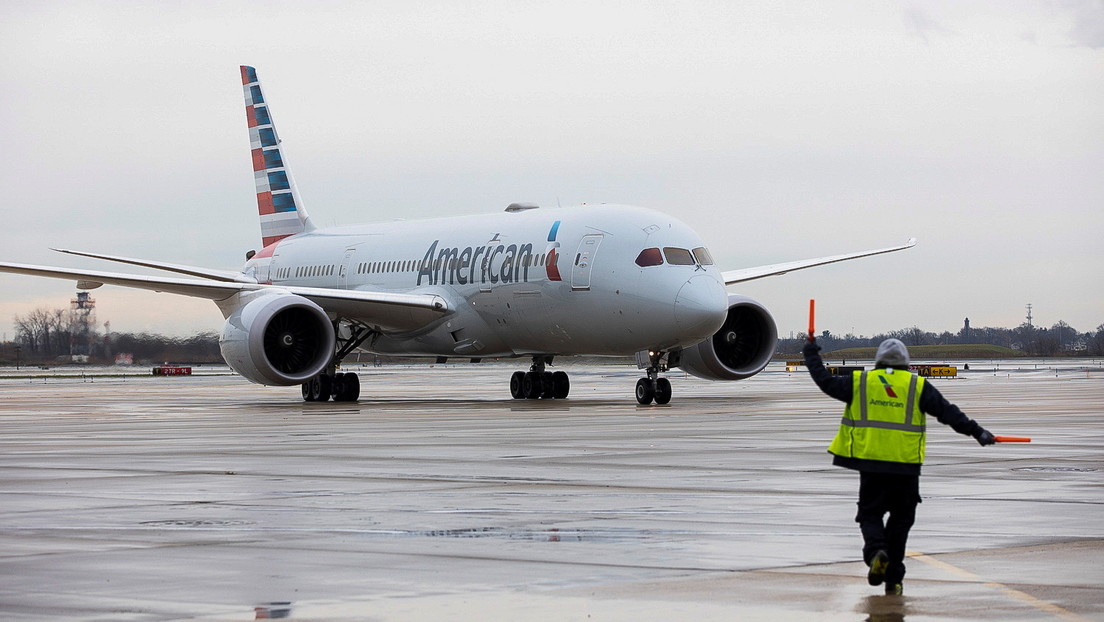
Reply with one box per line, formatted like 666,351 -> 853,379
635,350 -> 674,405
302,371 -> 361,402
510,355 -> 570,400
301,322 -> 372,403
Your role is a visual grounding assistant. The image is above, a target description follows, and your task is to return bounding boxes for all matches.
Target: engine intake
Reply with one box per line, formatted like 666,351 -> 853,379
220,292 -> 336,385
677,294 -> 778,381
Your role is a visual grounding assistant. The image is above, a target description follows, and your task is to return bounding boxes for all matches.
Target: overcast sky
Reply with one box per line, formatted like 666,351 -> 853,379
1,1 -> 1101,342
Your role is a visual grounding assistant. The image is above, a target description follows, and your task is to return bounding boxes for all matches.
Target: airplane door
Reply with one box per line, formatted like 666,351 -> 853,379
571,234 -> 603,291
339,248 -> 356,289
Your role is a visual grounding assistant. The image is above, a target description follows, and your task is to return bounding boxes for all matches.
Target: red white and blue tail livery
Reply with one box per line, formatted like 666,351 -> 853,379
242,65 -> 314,248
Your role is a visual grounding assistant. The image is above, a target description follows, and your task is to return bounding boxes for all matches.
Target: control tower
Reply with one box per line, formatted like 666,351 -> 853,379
69,291 -> 97,357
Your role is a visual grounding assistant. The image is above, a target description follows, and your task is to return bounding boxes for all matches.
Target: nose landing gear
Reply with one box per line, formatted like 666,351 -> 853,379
635,377 -> 672,405
636,350 -> 675,405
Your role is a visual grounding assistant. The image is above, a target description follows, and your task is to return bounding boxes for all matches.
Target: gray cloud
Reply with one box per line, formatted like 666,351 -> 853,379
903,5 -> 955,43
1066,0 -> 1104,48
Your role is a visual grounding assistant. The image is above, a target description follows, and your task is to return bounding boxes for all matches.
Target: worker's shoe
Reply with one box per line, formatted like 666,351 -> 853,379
867,550 -> 889,586
885,582 -> 903,596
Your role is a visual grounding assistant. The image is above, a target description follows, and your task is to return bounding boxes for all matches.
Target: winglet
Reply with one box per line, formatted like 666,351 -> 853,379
241,65 -> 315,247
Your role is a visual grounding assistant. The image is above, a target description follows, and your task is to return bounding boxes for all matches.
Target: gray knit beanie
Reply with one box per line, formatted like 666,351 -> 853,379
874,338 -> 910,368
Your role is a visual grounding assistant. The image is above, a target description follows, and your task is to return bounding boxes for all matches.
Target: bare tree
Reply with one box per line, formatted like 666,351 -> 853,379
13,313 -> 38,352
14,306 -> 79,358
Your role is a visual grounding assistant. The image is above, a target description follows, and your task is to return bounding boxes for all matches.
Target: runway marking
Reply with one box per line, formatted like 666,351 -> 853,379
907,551 -> 1089,622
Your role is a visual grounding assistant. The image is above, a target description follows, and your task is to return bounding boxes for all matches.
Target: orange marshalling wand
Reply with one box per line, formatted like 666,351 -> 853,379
807,299 -> 816,342
994,436 -> 1032,443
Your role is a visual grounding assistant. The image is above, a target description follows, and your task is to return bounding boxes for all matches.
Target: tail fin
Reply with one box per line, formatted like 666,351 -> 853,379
240,65 -> 315,248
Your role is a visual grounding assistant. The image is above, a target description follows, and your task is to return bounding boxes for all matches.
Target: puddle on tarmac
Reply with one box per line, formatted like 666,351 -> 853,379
1013,466 -> 1097,472
135,520 -> 692,542
139,519 -> 256,527
364,526 -> 697,542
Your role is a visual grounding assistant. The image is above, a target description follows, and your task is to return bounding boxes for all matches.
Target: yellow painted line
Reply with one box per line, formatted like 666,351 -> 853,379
908,551 -> 979,580
908,551 -> 1089,622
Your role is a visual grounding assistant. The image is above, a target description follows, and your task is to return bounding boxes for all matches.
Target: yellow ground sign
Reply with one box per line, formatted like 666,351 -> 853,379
910,365 -> 958,377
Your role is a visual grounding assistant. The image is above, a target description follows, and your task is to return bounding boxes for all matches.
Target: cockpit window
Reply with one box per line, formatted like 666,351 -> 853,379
663,247 -> 695,265
692,247 -> 714,265
635,248 -> 664,267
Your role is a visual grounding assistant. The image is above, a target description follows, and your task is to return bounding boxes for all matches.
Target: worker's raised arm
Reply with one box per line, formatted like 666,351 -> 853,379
802,339 -> 852,402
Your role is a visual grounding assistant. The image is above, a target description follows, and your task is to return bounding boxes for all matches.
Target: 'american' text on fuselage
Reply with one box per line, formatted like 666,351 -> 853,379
417,239 -> 537,286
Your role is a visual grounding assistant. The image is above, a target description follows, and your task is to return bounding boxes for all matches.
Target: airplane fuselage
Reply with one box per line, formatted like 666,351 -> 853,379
244,204 -> 730,359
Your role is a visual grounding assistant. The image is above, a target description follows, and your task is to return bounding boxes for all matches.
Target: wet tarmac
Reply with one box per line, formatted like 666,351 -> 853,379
1,360 -> 1101,620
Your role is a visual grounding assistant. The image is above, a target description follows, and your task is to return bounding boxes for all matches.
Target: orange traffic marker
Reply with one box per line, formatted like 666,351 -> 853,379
994,436 -> 1032,443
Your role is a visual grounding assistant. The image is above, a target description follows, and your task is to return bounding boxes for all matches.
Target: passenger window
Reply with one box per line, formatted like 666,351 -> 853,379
635,248 -> 663,267
663,247 -> 695,265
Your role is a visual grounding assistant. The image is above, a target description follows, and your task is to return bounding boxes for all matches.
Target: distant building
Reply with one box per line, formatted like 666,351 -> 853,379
1066,340 -> 1088,352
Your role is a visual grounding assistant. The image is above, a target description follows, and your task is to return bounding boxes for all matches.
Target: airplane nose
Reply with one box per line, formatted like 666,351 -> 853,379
674,275 -> 728,342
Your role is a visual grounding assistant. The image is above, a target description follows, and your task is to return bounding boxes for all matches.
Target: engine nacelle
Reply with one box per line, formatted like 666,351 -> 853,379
219,292 -> 336,386
676,294 -> 778,381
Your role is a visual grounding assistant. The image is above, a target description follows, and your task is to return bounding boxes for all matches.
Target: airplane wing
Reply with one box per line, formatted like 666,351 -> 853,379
0,262 -> 449,331
51,248 -> 257,283
721,238 -> 917,285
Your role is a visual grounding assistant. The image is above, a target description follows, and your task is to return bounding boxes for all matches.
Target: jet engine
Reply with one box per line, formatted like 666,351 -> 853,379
219,292 -> 336,386
676,294 -> 778,381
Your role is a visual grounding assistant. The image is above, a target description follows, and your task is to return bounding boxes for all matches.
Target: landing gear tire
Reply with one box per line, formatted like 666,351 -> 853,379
302,381 -> 315,402
510,371 -> 525,399
523,371 -> 543,399
344,373 -> 360,401
331,373 -> 345,401
309,374 -> 332,402
654,377 -> 672,405
332,372 -> 361,402
635,378 -> 656,405
551,371 -> 570,399
540,372 -> 555,399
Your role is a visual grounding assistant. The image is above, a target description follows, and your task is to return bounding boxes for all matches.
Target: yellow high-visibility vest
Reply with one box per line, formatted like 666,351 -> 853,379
828,369 -> 927,464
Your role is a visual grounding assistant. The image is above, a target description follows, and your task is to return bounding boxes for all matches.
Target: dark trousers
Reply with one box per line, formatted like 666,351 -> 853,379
856,471 -> 920,585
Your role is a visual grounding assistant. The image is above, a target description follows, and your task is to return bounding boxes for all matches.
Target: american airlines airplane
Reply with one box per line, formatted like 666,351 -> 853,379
0,66 -> 915,404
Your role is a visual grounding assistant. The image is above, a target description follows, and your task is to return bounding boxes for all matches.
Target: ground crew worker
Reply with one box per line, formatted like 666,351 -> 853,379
803,337 -> 995,595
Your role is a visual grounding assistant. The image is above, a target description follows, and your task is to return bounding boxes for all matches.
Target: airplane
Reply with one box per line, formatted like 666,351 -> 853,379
0,66 -> 916,405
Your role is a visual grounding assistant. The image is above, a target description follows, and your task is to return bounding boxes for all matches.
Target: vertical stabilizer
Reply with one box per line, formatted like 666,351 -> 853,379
240,66 -> 315,247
